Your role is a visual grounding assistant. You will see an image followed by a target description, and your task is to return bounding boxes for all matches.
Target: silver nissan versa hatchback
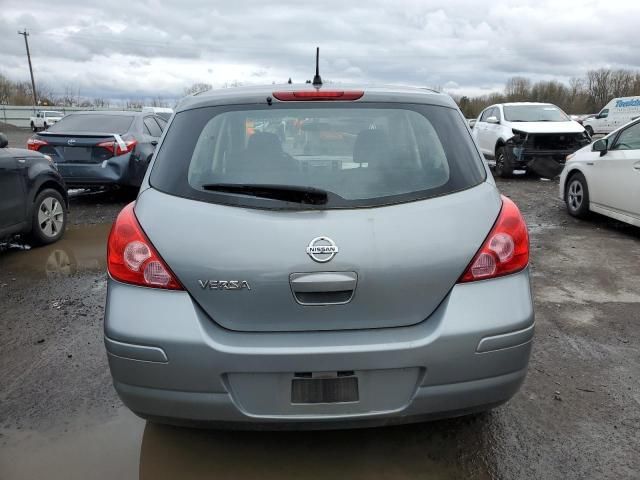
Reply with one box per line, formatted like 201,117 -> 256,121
105,83 -> 534,428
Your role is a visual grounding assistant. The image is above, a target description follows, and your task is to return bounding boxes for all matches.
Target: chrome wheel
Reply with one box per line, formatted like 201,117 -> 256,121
567,180 -> 583,211
38,197 -> 64,238
496,153 -> 505,174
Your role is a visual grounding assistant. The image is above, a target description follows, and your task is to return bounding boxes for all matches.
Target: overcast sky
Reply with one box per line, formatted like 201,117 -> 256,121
1,0 -> 640,101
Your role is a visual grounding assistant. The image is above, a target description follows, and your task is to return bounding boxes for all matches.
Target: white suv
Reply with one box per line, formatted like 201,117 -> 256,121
472,102 -> 589,178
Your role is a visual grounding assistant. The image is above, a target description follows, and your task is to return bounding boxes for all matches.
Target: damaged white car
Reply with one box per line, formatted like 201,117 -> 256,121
472,102 -> 590,178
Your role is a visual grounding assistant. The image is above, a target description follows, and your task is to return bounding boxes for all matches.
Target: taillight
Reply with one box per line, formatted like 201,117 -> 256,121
272,90 -> 364,101
27,138 -> 48,151
97,138 -> 137,156
458,195 -> 529,283
107,203 -> 183,290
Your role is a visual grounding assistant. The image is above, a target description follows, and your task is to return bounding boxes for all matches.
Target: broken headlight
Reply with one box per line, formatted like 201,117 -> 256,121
512,129 -> 527,140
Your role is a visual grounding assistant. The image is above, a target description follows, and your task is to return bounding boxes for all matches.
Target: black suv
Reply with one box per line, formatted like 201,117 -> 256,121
0,132 -> 68,245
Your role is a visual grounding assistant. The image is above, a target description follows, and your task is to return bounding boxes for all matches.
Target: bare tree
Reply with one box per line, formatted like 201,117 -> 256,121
150,97 -> 169,107
125,99 -> 144,110
586,69 -> 612,110
184,82 -> 212,96
609,69 -> 634,97
33,83 -> 55,106
0,74 -> 12,104
92,98 -> 108,108
221,80 -> 244,89
504,77 -> 531,101
60,86 -> 77,107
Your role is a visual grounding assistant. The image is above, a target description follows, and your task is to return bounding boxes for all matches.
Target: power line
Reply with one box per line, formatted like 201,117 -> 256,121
18,29 -> 37,108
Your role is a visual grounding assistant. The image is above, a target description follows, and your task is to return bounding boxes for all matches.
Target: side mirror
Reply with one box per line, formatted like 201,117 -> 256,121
0,133 -> 8,148
592,138 -> 608,156
486,116 -> 499,124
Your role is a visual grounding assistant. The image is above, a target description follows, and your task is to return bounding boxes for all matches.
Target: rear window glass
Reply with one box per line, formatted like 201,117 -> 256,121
48,114 -> 134,134
144,117 -> 162,137
150,103 -> 485,209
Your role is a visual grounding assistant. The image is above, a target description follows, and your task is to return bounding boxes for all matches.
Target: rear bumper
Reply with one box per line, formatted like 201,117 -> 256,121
55,153 -> 141,187
114,368 -> 526,429
104,268 -> 534,428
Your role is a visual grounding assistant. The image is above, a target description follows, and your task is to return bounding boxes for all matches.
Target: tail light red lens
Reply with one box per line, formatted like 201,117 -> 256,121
272,90 -> 364,101
458,195 -> 529,283
27,138 -> 48,151
97,138 -> 137,156
107,203 -> 183,290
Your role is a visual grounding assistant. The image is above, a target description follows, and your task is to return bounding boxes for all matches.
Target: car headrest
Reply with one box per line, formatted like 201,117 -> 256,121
246,132 -> 283,158
353,129 -> 390,165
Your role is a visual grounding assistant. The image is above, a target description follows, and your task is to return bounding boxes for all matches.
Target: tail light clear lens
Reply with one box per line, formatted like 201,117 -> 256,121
458,195 -> 529,283
107,203 -> 183,290
97,137 -> 137,156
27,138 -> 48,151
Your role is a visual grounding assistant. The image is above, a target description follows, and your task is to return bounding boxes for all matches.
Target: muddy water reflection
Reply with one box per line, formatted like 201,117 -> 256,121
0,407 -> 498,480
0,409 -> 144,480
1,411 -> 495,479
139,418 -> 494,480
0,223 -> 110,280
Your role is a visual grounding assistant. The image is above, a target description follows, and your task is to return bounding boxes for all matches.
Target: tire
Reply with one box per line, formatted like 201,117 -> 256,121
494,146 -> 514,178
31,122 -> 37,132
29,189 -> 67,245
584,125 -> 594,137
565,172 -> 590,219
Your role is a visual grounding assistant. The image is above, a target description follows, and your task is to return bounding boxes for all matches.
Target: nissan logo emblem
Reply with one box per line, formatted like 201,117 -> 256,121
306,236 -> 339,263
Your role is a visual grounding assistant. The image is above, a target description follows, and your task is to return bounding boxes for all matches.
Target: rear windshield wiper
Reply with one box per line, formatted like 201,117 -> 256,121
200,183 -> 329,205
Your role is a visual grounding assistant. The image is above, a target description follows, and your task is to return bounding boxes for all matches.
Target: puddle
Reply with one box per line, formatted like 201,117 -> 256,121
0,409 -> 144,480
0,223 -> 111,280
138,421 -> 486,480
0,408 -> 494,480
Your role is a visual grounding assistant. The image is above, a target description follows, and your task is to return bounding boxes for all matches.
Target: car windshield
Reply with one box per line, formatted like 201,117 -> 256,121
150,103 -> 485,209
503,105 -> 570,122
47,114 -> 134,134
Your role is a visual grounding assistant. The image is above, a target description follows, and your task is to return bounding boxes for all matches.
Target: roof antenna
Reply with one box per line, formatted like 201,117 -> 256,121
312,47 -> 322,87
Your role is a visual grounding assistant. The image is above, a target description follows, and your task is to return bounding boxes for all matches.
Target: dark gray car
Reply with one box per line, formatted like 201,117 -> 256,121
104,84 -> 534,428
27,110 -> 167,189
0,132 -> 67,245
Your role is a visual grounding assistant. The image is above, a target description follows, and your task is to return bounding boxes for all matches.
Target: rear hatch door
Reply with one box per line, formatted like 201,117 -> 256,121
135,183 -> 500,332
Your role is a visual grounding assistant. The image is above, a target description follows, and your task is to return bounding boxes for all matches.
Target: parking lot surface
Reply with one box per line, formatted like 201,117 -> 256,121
1,129 -> 639,479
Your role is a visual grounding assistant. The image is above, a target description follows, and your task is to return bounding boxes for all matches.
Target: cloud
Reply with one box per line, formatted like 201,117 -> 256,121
1,0 -> 639,101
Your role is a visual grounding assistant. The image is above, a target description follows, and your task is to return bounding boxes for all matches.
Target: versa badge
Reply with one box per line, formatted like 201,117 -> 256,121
199,280 -> 251,290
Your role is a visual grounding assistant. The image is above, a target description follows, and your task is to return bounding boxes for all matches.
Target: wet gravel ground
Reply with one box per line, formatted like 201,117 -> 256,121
1,130 -> 639,479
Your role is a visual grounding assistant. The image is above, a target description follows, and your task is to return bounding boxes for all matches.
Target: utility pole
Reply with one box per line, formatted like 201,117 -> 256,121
18,29 -> 38,108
